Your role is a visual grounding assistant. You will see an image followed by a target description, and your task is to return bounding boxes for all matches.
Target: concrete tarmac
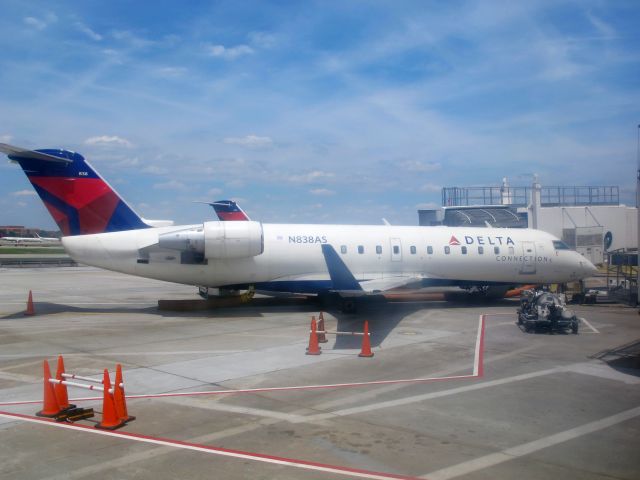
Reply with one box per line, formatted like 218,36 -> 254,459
0,266 -> 639,479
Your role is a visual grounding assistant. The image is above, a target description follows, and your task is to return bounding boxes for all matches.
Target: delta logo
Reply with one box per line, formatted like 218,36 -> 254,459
449,234 -> 516,246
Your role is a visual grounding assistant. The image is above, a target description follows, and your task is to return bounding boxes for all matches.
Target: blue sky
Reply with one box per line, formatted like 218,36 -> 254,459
1,0 -> 639,229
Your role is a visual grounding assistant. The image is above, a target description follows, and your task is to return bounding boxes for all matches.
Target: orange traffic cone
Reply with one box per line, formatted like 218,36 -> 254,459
24,290 -> 35,316
358,321 -> 374,358
317,312 -> 328,343
36,360 -> 62,417
306,317 -> 321,355
113,364 -> 135,423
96,369 -> 126,430
54,355 -> 74,410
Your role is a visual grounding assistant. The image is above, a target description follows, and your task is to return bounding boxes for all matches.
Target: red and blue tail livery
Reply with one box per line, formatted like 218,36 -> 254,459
1,143 -> 149,236
209,200 -> 250,221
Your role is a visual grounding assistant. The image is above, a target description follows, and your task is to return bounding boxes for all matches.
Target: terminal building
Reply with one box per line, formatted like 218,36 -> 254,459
418,178 -> 637,266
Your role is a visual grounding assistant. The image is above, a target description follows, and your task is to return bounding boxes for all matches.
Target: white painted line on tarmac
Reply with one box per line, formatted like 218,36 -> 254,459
303,367 -> 562,423
0,411 -> 419,480
473,315 -> 485,377
424,405 -> 640,480
579,317 -> 600,334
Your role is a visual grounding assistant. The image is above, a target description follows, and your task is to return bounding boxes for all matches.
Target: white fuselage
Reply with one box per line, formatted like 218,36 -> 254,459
62,223 -> 597,292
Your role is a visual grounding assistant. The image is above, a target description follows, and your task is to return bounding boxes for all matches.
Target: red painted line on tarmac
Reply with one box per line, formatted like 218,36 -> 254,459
0,315 -> 488,407
0,410 -> 422,480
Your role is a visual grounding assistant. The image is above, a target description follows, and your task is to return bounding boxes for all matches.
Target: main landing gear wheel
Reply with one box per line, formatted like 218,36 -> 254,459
341,299 -> 357,314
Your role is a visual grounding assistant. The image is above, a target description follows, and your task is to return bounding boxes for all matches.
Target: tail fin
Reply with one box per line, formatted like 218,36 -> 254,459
208,200 -> 250,221
1,143 -> 149,236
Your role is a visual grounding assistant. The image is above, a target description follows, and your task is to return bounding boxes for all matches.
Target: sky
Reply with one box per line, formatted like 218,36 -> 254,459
0,0 -> 639,229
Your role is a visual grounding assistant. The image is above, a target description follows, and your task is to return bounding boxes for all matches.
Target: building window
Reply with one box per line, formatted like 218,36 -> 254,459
478,246 -> 484,254
410,246 -> 416,254
427,246 -> 433,255
445,246 -> 450,254
358,245 -> 364,254
494,246 -> 500,254
376,245 -> 382,254
461,246 -> 467,254
341,245 -> 347,254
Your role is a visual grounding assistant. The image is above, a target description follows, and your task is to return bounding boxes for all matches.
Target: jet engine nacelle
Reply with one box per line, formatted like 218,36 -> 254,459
158,221 -> 263,259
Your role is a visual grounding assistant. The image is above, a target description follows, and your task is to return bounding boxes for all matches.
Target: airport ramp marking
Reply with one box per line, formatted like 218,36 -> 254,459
0,410 -> 420,480
0,316 -> 487,408
423,405 -> 640,480
579,317 -> 600,333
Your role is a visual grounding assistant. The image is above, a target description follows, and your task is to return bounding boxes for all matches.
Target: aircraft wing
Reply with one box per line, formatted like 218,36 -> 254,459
321,244 -> 423,297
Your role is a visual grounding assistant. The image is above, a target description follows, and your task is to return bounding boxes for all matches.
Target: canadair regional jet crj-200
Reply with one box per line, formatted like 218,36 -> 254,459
1,143 -> 597,310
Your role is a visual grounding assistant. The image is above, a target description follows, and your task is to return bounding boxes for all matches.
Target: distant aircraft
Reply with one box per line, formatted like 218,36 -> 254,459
0,234 -> 60,246
34,233 -> 62,246
0,236 -> 41,246
1,142 -> 598,311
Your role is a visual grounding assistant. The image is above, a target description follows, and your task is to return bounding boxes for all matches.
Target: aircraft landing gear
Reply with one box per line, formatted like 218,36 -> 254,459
340,298 -> 357,314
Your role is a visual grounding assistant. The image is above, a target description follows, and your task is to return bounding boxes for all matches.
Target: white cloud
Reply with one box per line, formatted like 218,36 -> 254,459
586,12 -> 616,39
207,188 -> 223,197
153,180 -> 186,190
84,136 -> 132,148
12,190 -> 37,197
248,31 -> 277,48
206,44 -> 254,59
156,67 -> 187,78
420,183 -> 441,193
309,188 -> 335,196
399,160 -> 441,173
0,134 -> 12,143
143,165 -> 168,175
75,22 -> 102,41
23,13 -> 57,31
287,171 -> 335,184
112,30 -> 154,48
223,135 -> 273,148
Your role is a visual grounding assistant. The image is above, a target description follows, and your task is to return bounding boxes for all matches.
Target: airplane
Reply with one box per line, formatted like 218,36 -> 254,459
34,233 -> 62,246
1,142 -> 598,312
0,235 -> 43,246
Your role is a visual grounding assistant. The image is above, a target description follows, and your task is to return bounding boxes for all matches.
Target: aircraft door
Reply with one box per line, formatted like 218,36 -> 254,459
390,238 -> 402,262
520,241 -> 536,274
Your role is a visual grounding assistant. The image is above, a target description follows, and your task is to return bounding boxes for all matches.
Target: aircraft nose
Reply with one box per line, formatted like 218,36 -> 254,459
580,258 -> 599,277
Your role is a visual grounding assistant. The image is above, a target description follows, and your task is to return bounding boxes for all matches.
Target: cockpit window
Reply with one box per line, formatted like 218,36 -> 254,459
553,240 -> 570,250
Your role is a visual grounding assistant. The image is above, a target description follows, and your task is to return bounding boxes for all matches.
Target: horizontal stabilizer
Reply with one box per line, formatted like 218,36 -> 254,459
0,143 -> 72,164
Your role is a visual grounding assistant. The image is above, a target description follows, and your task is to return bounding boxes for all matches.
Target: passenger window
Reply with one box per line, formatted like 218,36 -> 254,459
376,245 -> 382,254
358,245 -> 364,254
427,246 -> 433,255
410,246 -> 416,254
340,245 -> 347,254
393,245 -> 400,255
461,246 -> 467,254
478,246 -> 484,254
494,246 -> 500,254
445,246 -> 450,254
